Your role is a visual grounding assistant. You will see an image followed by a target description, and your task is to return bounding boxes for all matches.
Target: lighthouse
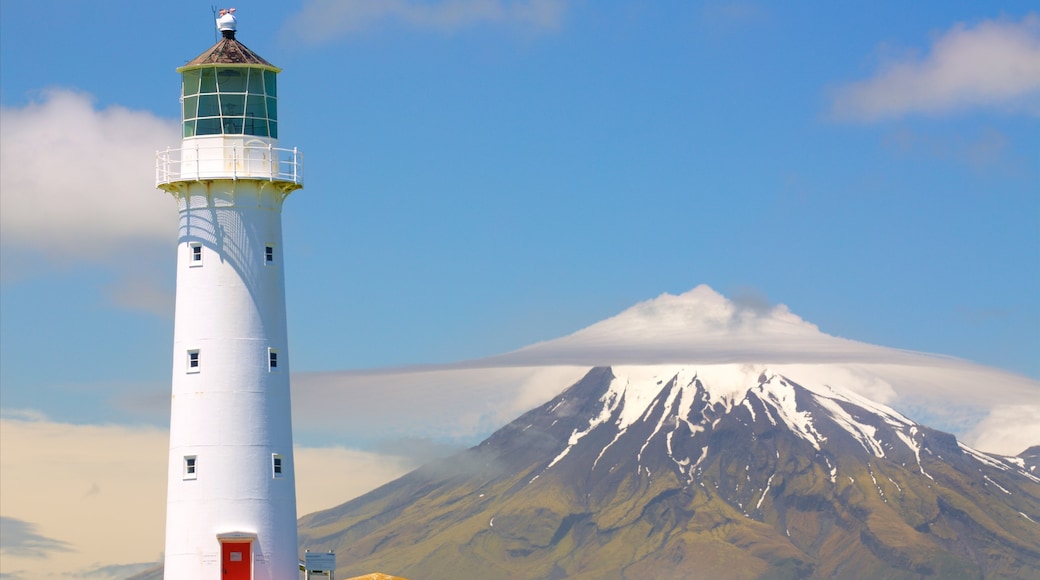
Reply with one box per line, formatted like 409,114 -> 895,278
156,9 -> 303,579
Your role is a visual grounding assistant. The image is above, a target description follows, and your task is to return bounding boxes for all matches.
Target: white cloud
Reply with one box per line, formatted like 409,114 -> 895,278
966,404 -> 1040,456
830,14 -> 1040,121
0,90 -> 179,264
284,0 -> 566,43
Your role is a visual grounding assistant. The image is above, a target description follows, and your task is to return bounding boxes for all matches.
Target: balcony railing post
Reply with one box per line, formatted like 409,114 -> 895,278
293,147 -> 298,184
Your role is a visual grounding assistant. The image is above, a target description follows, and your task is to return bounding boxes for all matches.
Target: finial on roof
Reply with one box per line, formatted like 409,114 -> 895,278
217,7 -> 238,39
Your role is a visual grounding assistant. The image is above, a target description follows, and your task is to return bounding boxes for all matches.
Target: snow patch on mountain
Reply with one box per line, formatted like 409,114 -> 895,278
533,364 -> 1037,486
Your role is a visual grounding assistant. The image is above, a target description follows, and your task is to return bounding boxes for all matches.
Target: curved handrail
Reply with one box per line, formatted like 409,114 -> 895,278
156,143 -> 304,187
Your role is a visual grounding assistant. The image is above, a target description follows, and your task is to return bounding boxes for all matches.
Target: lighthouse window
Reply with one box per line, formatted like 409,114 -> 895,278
182,69 -> 201,96
199,68 -> 217,93
265,244 -> 274,264
182,95 -> 198,120
197,95 -> 219,118
189,242 -> 203,265
187,349 -> 200,373
244,117 -> 268,137
264,70 -> 277,97
268,348 -> 279,371
219,94 -> 245,117
216,68 -> 246,92
196,118 -> 222,135
245,95 -> 266,119
181,66 -> 278,138
184,456 -> 197,479
272,454 -> 283,477
247,70 -> 265,95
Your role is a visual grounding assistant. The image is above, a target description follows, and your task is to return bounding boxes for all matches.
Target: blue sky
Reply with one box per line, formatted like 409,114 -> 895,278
0,2 -> 1038,577
2,2 -> 1038,424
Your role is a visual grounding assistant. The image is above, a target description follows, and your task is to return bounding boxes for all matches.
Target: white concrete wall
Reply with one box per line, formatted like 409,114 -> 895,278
163,177 -> 299,580
176,135 -> 286,182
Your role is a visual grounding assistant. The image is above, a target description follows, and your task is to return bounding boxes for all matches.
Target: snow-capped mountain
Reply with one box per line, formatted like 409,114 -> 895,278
299,364 -> 1040,579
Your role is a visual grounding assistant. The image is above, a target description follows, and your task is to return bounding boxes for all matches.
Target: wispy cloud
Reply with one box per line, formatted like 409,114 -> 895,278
830,14 -> 1040,121
284,0 -> 567,43
699,1 -> 767,32
0,517 -> 73,559
74,562 -> 160,580
882,126 -> 1012,169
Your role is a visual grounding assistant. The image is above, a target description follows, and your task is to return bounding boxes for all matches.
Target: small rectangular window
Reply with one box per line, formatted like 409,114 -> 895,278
187,349 -> 200,373
189,242 -> 203,266
184,455 -> 197,480
265,244 -> 274,264
272,454 -> 283,478
268,348 -> 278,371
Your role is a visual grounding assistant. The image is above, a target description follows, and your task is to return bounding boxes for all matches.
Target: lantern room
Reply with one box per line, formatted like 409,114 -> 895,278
179,65 -> 278,139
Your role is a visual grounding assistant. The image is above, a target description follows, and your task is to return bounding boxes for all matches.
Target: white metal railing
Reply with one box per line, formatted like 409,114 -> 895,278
156,143 -> 304,187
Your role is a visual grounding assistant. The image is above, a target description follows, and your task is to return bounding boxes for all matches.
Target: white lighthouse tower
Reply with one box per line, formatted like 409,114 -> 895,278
157,9 -> 303,579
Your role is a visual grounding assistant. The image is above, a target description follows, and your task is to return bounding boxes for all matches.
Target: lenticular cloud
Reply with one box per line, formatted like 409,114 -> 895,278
482,285 -> 923,366
293,285 -> 1040,456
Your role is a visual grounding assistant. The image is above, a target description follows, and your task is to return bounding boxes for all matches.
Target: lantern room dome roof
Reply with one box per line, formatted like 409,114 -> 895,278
179,37 -> 278,72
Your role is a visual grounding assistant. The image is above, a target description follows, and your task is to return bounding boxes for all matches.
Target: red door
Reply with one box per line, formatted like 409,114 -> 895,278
221,542 -> 251,580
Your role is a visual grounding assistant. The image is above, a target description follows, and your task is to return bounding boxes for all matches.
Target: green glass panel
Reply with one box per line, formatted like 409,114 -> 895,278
182,96 -> 198,121
197,95 -> 219,118
245,95 -> 266,118
196,118 -> 221,136
244,117 -> 268,137
199,68 -> 216,93
183,120 -> 196,138
266,97 -> 277,121
246,69 -> 265,95
263,70 -> 277,98
182,70 -> 201,96
216,67 -> 247,92
222,118 -> 243,135
219,94 -> 245,116
268,120 -> 278,139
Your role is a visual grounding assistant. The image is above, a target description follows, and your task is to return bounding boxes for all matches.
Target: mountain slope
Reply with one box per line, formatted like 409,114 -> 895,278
299,365 -> 1040,579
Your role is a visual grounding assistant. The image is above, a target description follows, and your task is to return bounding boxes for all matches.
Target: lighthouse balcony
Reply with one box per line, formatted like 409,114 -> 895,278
156,141 -> 303,188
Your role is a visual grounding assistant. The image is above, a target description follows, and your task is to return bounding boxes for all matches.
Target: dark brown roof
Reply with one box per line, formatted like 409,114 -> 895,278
179,37 -> 278,71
